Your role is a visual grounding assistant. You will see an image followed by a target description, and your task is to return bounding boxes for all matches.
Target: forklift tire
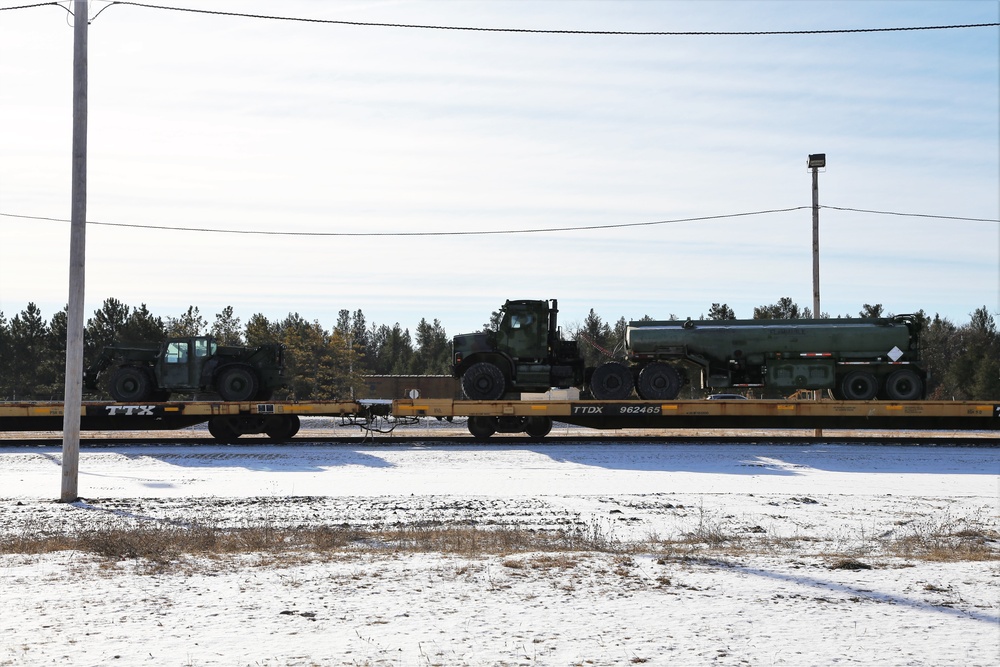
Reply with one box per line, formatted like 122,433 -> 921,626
217,365 -> 259,402
109,366 -> 154,402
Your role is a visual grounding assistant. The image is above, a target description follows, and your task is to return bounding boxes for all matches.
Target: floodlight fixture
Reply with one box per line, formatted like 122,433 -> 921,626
808,153 -> 826,169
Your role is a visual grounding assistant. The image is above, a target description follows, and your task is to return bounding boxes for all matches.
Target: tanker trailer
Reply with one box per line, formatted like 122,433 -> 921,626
588,315 -> 925,401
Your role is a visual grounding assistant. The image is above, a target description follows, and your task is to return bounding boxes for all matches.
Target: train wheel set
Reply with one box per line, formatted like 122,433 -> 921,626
1,398 -> 998,442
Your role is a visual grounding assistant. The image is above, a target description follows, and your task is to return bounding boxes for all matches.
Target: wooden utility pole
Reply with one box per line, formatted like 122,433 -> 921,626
61,0 -> 88,502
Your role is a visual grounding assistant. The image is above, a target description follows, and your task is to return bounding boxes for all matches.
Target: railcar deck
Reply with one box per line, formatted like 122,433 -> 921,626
393,398 -> 1000,431
0,398 -> 997,439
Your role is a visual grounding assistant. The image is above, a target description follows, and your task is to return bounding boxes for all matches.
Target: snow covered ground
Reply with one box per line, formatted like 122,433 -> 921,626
1,421 -> 998,666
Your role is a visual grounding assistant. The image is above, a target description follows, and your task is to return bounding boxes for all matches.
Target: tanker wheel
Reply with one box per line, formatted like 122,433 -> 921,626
589,362 -> 634,400
839,371 -> 878,400
462,362 -> 506,400
884,369 -> 923,401
467,416 -> 497,440
217,365 -> 259,401
524,417 -> 553,440
265,415 -> 300,442
636,362 -> 681,400
109,366 -> 153,402
208,416 -> 242,443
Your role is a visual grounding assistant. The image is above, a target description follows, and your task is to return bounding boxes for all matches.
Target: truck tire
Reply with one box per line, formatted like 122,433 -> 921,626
109,366 -> 153,402
636,362 -> 681,400
884,369 -> 923,401
217,365 -> 259,401
467,416 -> 497,440
462,362 -> 506,400
590,362 -> 634,400
840,371 -> 878,400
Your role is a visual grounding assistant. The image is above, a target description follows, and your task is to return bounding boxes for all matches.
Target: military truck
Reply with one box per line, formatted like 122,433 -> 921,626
587,315 -> 926,401
460,300 -> 926,405
85,335 -> 285,402
452,299 -> 585,400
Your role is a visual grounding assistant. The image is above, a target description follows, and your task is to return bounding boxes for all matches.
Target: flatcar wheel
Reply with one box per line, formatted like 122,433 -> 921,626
884,369 -> 923,401
208,416 -> 242,443
523,417 -> 553,440
839,371 -> 878,400
636,362 -> 681,400
589,362 -> 634,400
109,366 -> 153,402
467,416 -> 497,440
264,415 -> 300,442
462,362 -> 506,400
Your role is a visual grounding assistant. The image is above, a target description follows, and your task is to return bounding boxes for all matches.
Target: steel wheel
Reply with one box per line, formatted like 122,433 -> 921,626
524,417 -> 553,440
467,416 -> 497,440
264,415 -> 300,442
208,416 -> 241,443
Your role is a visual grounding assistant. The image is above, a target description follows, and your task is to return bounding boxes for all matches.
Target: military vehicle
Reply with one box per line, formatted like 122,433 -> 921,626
452,299 -> 585,400
590,315 -> 925,401
85,335 -> 285,402
461,300 -> 926,403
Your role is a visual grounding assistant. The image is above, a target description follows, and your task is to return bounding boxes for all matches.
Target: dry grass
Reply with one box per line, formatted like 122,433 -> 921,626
876,514 -> 1000,562
647,506 -> 1000,564
0,521 -> 620,572
2,508 -> 996,573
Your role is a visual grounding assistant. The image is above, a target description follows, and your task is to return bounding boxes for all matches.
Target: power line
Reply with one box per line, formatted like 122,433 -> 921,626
2,206 -> 996,238
0,208 -> 808,236
822,206 -> 999,224
0,2 -> 64,11
79,2 -> 1000,36
4,2 -> 997,35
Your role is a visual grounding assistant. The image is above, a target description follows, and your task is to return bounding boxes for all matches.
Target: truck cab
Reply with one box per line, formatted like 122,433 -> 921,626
158,337 -> 216,389
452,299 -> 585,400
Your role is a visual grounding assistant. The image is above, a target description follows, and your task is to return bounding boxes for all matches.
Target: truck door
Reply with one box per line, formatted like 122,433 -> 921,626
160,340 -> 191,388
499,308 -> 547,360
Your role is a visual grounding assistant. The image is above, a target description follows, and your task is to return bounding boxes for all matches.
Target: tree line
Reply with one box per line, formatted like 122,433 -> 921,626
0,297 -> 997,401
0,299 -> 450,401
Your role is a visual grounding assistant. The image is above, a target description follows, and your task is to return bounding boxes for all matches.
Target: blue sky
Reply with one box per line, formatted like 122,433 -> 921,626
1,0 -> 997,337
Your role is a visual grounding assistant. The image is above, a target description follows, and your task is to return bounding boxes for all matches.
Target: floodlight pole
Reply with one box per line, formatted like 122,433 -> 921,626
807,154 -> 826,431
809,154 -> 824,320
61,0 -> 88,502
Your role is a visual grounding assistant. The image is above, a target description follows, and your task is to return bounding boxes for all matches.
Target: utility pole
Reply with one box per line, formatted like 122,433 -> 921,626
61,0 -> 88,502
808,154 -> 825,320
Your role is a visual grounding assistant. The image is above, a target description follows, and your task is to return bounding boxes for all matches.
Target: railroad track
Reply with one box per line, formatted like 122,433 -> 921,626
3,433 -> 998,447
